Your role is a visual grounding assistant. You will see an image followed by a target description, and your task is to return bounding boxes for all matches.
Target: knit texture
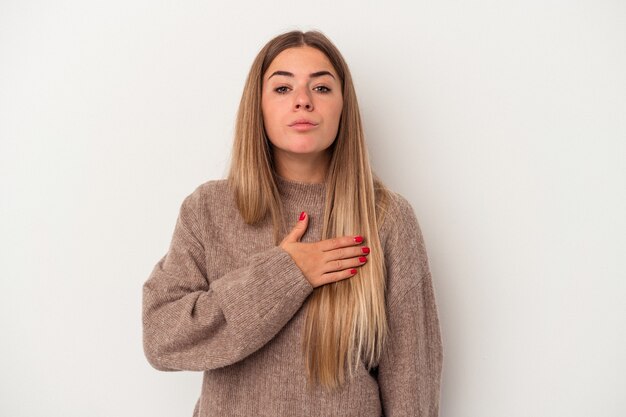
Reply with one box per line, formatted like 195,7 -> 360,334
142,176 -> 443,416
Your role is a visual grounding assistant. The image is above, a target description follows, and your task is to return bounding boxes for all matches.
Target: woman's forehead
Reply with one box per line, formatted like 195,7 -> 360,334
264,46 -> 338,80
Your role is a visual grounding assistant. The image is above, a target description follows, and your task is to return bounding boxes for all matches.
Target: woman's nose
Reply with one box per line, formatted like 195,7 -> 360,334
293,89 -> 313,111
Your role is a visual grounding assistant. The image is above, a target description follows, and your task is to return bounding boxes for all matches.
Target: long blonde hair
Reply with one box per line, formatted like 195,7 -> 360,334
228,30 -> 390,390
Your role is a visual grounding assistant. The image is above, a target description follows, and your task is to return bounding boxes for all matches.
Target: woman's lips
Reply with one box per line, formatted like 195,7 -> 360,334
289,120 -> 318,131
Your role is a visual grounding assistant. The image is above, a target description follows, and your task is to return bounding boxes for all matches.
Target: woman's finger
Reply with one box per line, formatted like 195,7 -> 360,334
318,267 -> 359,286
320,255 -> 368,274
280,211 -> 309,245
323,246 -> 370,262
319,235 -> 365,252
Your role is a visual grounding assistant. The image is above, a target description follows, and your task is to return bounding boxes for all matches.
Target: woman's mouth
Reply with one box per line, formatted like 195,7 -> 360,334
289,119 -> 318,131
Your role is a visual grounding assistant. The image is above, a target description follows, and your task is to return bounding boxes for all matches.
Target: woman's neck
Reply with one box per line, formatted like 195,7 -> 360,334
272,149 -> 330,184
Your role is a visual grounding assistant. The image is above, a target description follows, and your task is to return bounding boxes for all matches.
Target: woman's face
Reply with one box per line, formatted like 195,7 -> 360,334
261,46 -> 343,163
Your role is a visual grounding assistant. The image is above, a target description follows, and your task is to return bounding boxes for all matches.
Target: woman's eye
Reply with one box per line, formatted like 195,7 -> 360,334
314,86 -> 331,93
275,86 -> 290,94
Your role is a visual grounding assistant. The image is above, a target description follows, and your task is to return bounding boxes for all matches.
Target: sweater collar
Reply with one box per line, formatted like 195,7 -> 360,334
275,175 -> 326,208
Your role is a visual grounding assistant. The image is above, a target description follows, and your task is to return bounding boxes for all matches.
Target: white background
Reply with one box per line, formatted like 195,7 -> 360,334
1,1 -> 624,416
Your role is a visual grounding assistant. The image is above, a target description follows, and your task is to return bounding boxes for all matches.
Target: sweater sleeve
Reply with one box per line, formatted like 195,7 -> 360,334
377,193 -> 444,417
142,190 -> 314,372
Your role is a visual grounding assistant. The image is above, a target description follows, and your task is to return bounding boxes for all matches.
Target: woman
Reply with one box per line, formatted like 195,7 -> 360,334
142,30 -> 443,416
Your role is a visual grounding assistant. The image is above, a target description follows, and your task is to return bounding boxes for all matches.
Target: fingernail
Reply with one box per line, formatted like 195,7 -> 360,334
359,257 -> 367,263
361,247 -> 370,254
354,236 -> 363,243
299,211 -> 306,221
350,269 -> 357,275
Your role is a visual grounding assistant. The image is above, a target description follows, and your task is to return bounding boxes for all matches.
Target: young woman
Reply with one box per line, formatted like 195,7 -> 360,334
142,30 -> 443,416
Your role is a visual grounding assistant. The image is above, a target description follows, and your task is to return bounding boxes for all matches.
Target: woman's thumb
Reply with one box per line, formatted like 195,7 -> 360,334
283,211 -> 309,243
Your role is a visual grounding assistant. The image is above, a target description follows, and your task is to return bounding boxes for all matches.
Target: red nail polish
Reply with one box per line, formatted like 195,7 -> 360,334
299,211 -> 306,221
350,269 -> 357,275
354,236 -> 363,243
359,257 -> 367,263
361,247 -> 370,254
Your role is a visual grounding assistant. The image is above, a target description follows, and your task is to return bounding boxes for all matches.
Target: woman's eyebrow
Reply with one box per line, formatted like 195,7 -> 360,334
267,70 -> 336,80
309,71 -> 335,79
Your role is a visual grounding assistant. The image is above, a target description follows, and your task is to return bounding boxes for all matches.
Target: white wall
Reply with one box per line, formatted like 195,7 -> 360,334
1,1 -> 624,416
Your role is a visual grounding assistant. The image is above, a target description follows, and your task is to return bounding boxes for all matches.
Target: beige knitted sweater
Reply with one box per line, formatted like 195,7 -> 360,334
142,176 -> 443,417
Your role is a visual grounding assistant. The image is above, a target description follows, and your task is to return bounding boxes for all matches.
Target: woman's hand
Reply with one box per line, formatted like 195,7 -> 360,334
279,212 -> 370,288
